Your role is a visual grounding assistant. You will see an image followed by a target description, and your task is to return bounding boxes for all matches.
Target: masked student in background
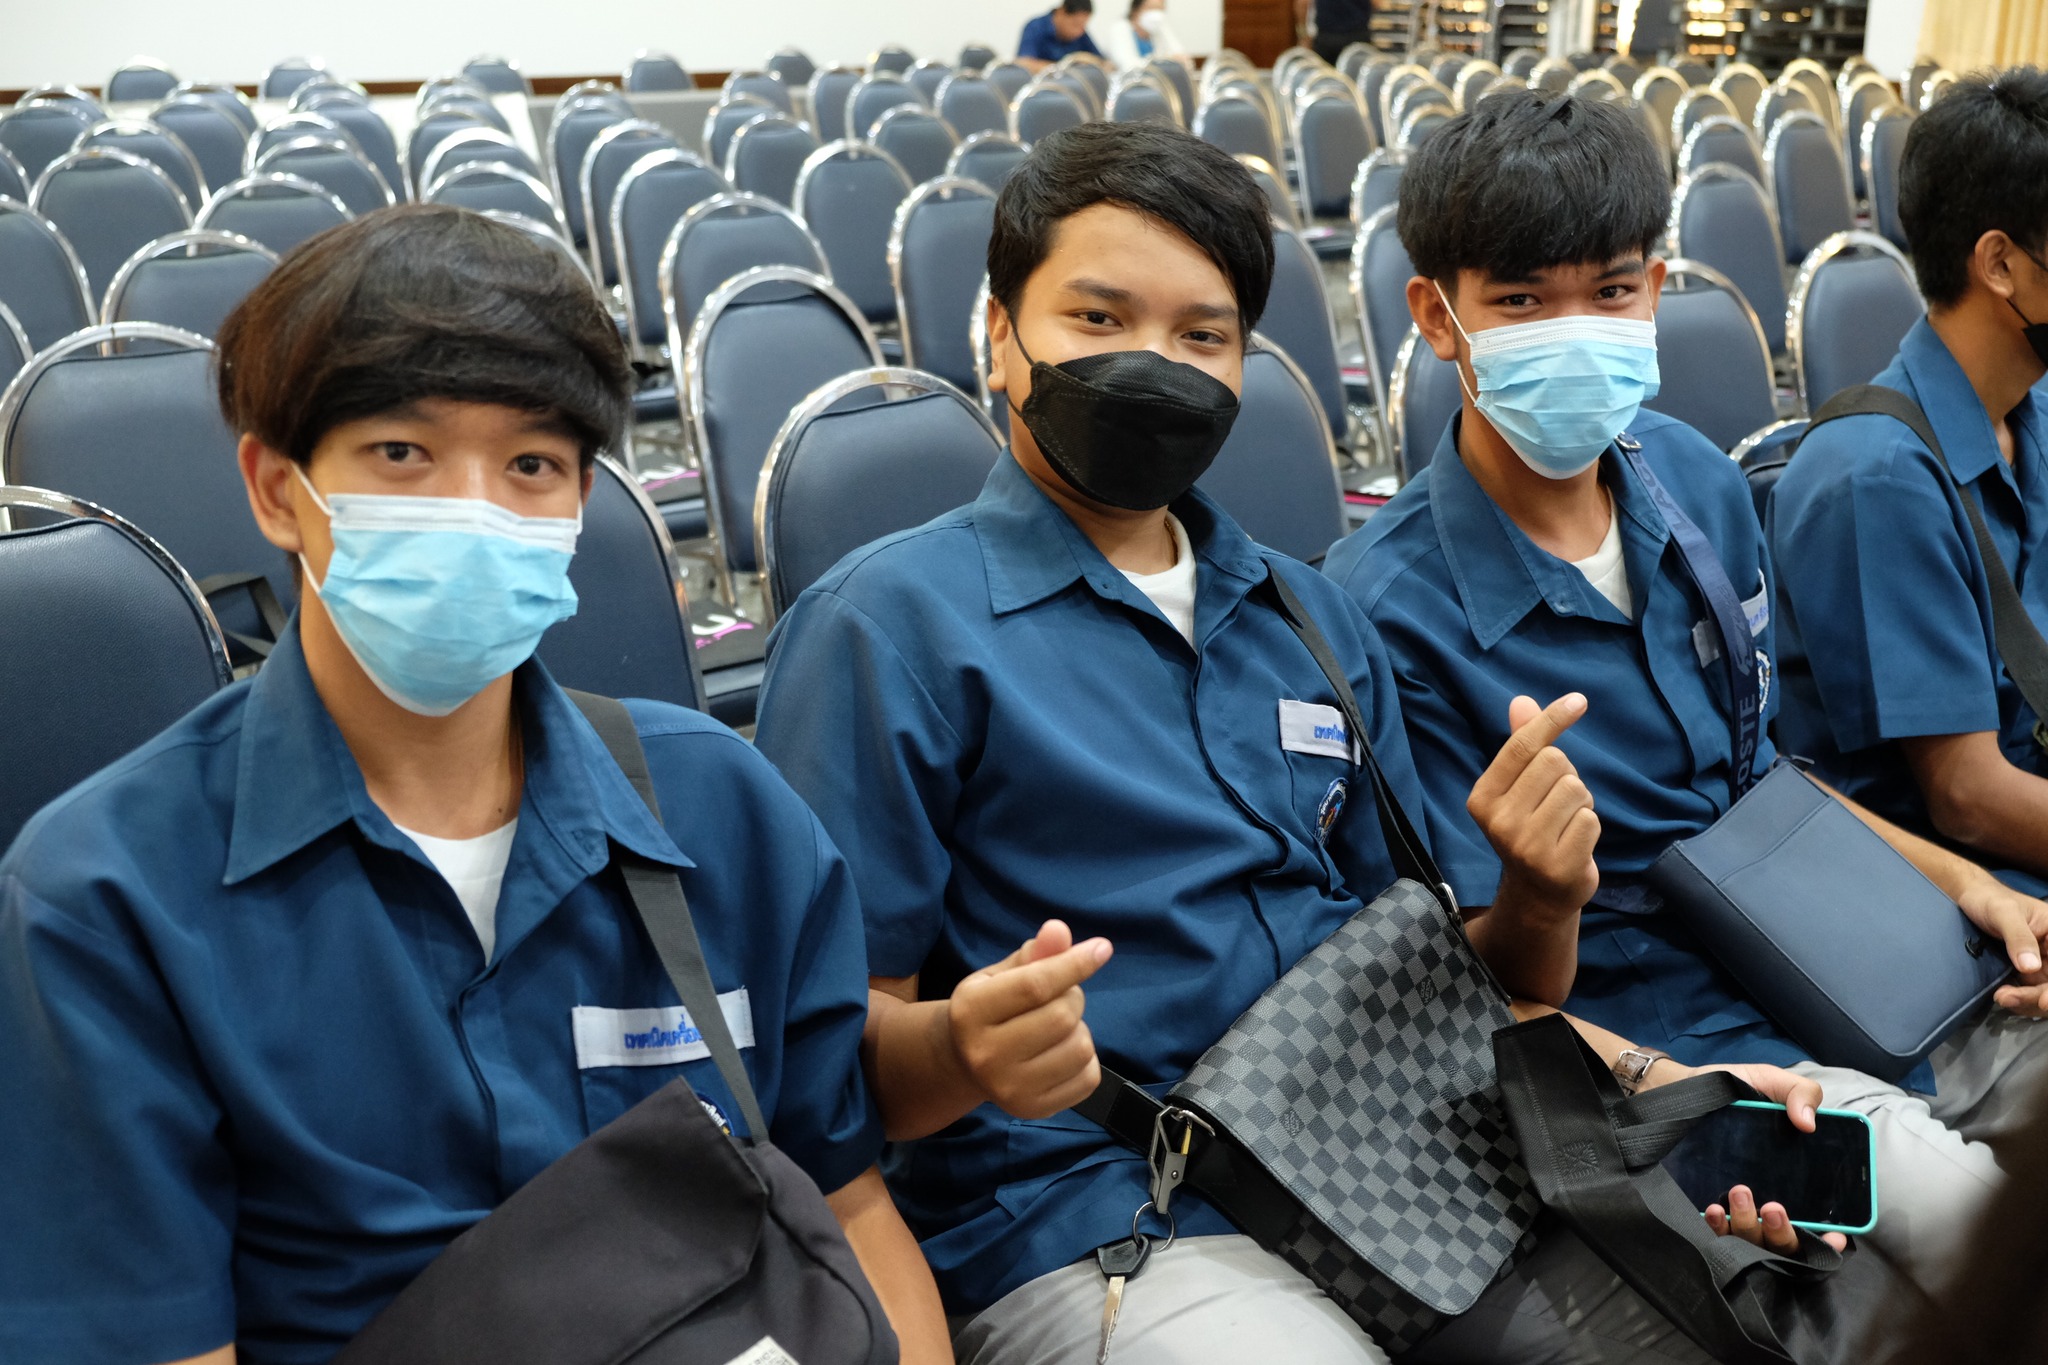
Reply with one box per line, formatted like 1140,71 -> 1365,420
756,120 -> 1846,1365
0,206 -> 950,1365
1097,0 -> 1191,70
1324,90 -> 2048,1307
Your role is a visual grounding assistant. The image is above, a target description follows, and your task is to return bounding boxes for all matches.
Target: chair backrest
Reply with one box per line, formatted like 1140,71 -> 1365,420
890,177 -> 997,391
986,62 -> 1034,105
31,149 -> 193,300
462,55 -> 530,96
101,229 -> 278,339
195,174 -> 353,255
704,95 -> 776,169
1348,204 -> 1414,418
1670,58 -> 1714,88
872,45 -> 918,77
1239,155 -> 1299,230
1670,164 -> 1788,355
1502,49 -> 1541,79
1782,58 -> 1838,126
1735,417 -> 1810,524
1863,106 -> 1914,252
1568,69 -> 1629,103
76,120 -> 207,209
1012,83 -> 1090,148
937,73 -> 1012,139
808,68 -> 864,145
1264,223 -> 1349,442
1920,71 -> 1957,111
175,82 -> 259,136
261,59 -> 328,100
757,367 -> 1002,619
1349,147 -> 1404,227
679,267 -> 883,580
1679,114 -> 1765,185
1766,111 -> 1854,264
960,43 -> 1001,70
870,106 -> 958,186
1196,338 -> 1347,562
1059,54 -> 1112,110
1646,260 -> 1777,452
1673,87 -> 1739,153
1755,79 -> 1819,146
613,151 -> 731,352
1711,62 -> 1767,124
108,60 -> 180,103
0,325 -> 296,621
1389,325 -> 1464,480
532,454 -> 706,711
1109,72 -> 1180,129
1788,230 -> 1925,416
0,302 -> 28,393
1294,89 -> 1374,223
426,166 -> 569,241
946,132 -> 1029,194
0,486 -> 233,851
1338,44 -> 1379,83
418,126 -> 534,191
1194,92 -> 1280,165
1452,60 -> 1503,111
769,48 -> 818,88
722,70 -> 794,114
0,103 -> 94,185
725,114 -> 819,208
1155,58 -> 1198,128
909,61 -> 953,108
1396,103 -> 1453,152
794,141 -> 915,324
626,51 -> 692,93
663,193 -> 831,351
1528,58 -> 1574,93
1633,67 -> 1687,157
548,100 -> 631,244
0,199 -> 94,352
1841,72 -> 1899,199
1604,55 -> 1643,87
306,102 -> 403,203
0,148 -> 24,203
257,139 -> 394,217
417,75 -> 492,113
406,109 -> 493,192
145,97 -> 245,194
581,121 -> 677,282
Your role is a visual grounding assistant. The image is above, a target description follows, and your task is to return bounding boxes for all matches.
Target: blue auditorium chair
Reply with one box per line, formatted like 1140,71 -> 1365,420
534,455 -> 707,711
910,61 -> 953,108
425,166 -> 568,242
176,83 -> 259,136
769,49 -> 818,89
1678,114 -> 1765,186
0,302 -> 29,392
1155,58 -> 1198,128
1766,111 -> 1855,265
148,95 -> 245,194
1239,156 -> 1299,229
76,120 -> 207,211
847,75 -> 926,142
1194,91 -> 1281,165
1671,87 -> 1739,158
296,101 -> 402,203
725,115 -> 818,208
0,324 -> 296,656
196,173 -> 352,256
0,485 -> 232,851
614,151 -> 732,359
985,62 -> 1033,106
0,101 -> 95,185
626,52 -> 692,93
1058,54 -> 1111,111
807,68 -> 864,144
256,136 -> 395,217
1734,418 -> 1810,525
946,132 -> 1028,193
1012,83 -> 1090,147
107,59 -> 180,104
1348,204 -> 1415,455
1787,230 -> 1925,416
1669,164 -> 1789,356
261,59 -> 328,100
793,142 -> 914,329
871,106 -> 958,185
547,96 -> 632,245
677,266 -> 882,606
0,199 -> 93,351
31,149 -> 193,302
461,55 -> 531,96
959,44 -> 1001,71
703,95 -> 777,170
871,45 -> 918,76
1840,72 -> 1900,200
755,368 -> 1003,620
722,70 -> 794,115
1389,324 -> 1464,481
579,121 -> 677,281
1349,148 -> 1404,227
0,146 -> 29,202
937,73 -> 1012,140
1197,338 -> 1347,563
1646,260 -> 1778,452
1109,71 -> 1180,127
661,194 -> 831,358
418,127 -> 541,191
890,177 -> 997,393
1711,62 -> 1768,126
100,228 -> 278,339
1265,223 -> 1351,446
1864,106 -> 1914,252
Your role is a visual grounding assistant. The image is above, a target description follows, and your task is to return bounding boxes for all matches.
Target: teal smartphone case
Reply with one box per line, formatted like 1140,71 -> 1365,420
1725,1099 -> 1879,1236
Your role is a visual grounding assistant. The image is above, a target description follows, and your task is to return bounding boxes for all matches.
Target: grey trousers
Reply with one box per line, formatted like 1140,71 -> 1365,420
952,1230 -> 1716,1365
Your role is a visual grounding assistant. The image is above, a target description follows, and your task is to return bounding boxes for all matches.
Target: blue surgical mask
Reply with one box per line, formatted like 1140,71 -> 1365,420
1437,283 -> 1661,480
295,467 -> 581,716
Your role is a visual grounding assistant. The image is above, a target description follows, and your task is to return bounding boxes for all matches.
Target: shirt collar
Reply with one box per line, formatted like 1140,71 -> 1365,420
975,452 -> 1266,616
1427,415 -> 1669,648
224,623 -> 689,886
1895,318 -> 2048,485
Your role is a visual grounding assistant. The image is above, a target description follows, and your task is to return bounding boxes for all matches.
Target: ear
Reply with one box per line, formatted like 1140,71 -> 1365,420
241,434 -> 308,557
1975,230 -> 2023,303
986,295 -> 1015,396
1644,256 -> 1668,316
1407,274 -> 1462,364
580,458 -> 596,507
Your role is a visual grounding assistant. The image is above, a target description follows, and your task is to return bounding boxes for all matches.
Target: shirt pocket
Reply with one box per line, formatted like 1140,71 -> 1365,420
570,994 -> 757,1135
1275,698 -> 1357,853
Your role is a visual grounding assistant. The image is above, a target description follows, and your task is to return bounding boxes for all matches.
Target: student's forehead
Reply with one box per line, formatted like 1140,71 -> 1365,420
1035,205 -> 1234,296
1471,255 -> 1648,287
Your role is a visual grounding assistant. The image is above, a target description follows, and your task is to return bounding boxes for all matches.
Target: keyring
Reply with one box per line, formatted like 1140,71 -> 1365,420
1131,1199 -> 1177,1252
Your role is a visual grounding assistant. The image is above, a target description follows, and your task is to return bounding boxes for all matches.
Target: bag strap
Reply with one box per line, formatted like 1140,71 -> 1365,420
1495,1013 -> 1841,1365
1614,445 -> 1762,797
1259,568 -> 1455,916
1798,384 -> 2048,752
564,688 -> 771,1142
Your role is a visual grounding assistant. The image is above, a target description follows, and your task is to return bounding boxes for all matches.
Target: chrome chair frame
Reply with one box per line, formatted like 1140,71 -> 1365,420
886,175 -> 997,373
99,227 -> 278,326
1784,229 -> 1919,416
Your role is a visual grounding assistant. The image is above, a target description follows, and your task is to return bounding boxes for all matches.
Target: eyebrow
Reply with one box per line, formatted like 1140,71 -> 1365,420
1059,277 -> 1240,324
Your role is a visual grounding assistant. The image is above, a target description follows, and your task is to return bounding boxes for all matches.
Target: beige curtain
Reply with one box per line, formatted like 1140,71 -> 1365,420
1918,0 -> 2048,71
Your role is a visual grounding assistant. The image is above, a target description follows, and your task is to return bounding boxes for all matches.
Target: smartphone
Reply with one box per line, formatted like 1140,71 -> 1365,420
1659,1099 -> 1878,1235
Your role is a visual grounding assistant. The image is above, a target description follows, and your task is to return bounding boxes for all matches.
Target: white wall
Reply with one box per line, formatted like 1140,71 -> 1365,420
1,0 -> 1223,92
1864,0 -> 1929,80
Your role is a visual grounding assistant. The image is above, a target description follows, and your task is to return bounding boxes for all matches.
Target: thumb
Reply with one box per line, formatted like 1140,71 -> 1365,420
1508,694 -> 1542,731
1021,919 -> 1074,966
1995,901 -> 2043,976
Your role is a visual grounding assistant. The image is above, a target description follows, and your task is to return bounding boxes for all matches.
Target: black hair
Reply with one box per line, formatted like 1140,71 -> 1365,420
1899,68 -> 2048,308
1061,0 -> 1094,14
216,204 -> 631,464
1128,0 -> 1147,18
988,120 -> 1274,338
1397,90 -> 1670,288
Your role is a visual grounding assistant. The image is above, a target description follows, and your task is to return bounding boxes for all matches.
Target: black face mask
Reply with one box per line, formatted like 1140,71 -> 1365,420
1009,332 -> 1241,511
2009,249 -> 2048,369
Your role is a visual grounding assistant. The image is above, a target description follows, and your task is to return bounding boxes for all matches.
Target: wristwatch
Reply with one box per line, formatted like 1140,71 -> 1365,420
1612,1046 -> 1670,1096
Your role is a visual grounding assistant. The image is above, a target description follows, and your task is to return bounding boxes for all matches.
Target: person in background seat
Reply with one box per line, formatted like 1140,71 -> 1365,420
1017,0 -> 1102,72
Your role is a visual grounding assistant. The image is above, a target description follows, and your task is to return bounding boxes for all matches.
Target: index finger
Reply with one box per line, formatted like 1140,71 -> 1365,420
1472,693 -> 1589,802
968,939 -> 1114,1019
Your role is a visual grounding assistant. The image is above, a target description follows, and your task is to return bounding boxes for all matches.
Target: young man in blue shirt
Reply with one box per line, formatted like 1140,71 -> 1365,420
0,207 -> 948,1365
1017,0 -> 1102,71
1325,90 -> 2048,1305
1773,71 -> 2048,898
758,120 -> 1839,1365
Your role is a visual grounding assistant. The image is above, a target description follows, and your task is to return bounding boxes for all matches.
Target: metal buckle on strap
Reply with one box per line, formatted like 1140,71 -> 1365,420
1145,1105 -> 1212,1220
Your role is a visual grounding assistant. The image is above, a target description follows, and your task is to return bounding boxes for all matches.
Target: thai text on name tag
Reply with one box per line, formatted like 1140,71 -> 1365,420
572,990 -> 755,1068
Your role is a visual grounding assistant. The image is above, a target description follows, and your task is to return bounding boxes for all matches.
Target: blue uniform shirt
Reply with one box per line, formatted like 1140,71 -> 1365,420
754,455 -> 1430,1314
1018,10 -> 1103,62
1324,411 -> 1829,1075
1771,319 -> 2048,841
0,627 -> 881,1365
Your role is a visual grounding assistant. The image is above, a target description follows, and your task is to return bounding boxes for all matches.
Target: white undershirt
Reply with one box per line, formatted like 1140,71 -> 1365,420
1569,497 -> 1635,619
1120,514 -> 1198,644
394,818 -> 519,962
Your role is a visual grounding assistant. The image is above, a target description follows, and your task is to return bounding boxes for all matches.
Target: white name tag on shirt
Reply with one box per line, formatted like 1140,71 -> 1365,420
1692,574 -> 1772,666
724,1338 -> 800,1365
572,990 -> 755,1069
1278,699 -> 1358,761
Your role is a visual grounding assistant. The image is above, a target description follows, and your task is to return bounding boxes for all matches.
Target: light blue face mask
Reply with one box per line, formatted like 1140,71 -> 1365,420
296,467 -> 581,716
1437,283 -> 1662,479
